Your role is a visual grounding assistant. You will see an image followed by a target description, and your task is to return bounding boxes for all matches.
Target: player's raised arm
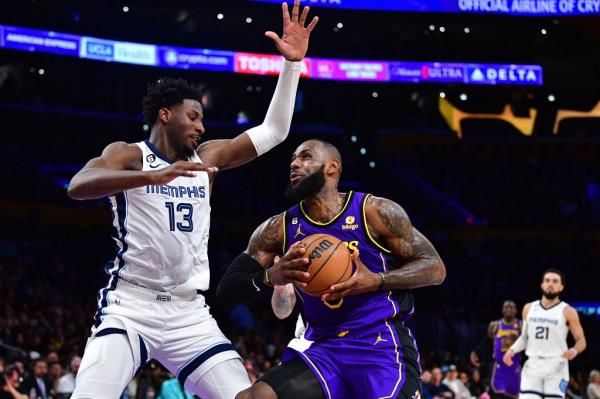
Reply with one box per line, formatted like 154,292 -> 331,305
562,306 -> 586,360
215,213 -> 309,307
198,0 -> 318,170
67,141 -> 217,200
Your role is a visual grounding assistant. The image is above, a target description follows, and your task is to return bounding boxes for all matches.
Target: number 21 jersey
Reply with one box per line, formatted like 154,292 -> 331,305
525,300 -> 569,358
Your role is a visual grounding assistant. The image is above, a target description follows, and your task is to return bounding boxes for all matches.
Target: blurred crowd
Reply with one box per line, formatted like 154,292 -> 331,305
1,239 -> 598,399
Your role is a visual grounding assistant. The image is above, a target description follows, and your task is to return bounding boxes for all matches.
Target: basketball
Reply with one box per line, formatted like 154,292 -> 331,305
297,234 -> 353,297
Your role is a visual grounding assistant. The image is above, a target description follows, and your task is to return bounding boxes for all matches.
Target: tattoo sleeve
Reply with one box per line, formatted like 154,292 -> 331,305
245,213 -> 284,268
367,196 -> 446,289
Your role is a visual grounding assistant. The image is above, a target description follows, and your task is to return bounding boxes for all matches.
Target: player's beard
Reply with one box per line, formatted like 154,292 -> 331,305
285,165 -> 326,203
542,289 -> 559,300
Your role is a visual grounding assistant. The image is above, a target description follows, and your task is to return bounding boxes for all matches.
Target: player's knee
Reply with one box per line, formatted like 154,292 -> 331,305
235,382 -> 277,399
235,389 -> 253,399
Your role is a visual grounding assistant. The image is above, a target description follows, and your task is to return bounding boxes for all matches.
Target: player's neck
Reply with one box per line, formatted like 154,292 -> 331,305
502,317 -> 515,324
303,188 -> 345,222
149,129 -> 186,162
540,296 -> 560,308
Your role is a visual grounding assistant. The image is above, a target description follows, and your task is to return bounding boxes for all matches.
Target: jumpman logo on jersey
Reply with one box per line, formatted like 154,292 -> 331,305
293,223 -> 306,239
373,333 -> 388,346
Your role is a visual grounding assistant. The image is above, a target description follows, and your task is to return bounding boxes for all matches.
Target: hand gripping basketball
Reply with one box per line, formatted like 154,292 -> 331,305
268,243 -> 310,286
321,250 -> 380,302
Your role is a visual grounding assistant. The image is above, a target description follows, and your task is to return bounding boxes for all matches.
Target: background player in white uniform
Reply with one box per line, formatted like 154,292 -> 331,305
503,269 -> 586,399
66,2 -> 318,398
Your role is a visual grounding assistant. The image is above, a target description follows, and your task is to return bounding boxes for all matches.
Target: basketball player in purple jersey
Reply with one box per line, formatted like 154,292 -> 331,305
217,139 -> 446,399
472,301 -> 522,398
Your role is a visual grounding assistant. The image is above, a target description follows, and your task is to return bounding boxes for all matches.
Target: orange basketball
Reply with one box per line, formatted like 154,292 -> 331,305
297,234 -> 353,297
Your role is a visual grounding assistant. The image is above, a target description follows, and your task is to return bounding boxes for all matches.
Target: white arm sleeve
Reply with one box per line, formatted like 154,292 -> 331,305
509,322 -> 529,354
246,60 -> 302,156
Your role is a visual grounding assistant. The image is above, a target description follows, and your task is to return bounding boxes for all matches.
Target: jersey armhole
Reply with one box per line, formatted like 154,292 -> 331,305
361,194 -> 392,254
281,211 -> 287,255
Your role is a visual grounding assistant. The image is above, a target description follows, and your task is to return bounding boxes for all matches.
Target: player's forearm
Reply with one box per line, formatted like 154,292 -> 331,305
381,257 -> 445,290
572,337 -> 587,355
68,168 -> 154,200
271,284 -> 296,319
509,332 -> 528,354
246,60 -> 301,156
216,253 -> 271,307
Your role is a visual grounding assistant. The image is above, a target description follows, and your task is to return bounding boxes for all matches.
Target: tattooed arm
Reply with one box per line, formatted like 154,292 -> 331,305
365,195 -> 445,289
272,283 -> 297,319
223,214 -> 308,319
245,214 -> 309,318
244,214 -> 310,284
323,195 -> 444,300
245,214 -> 285,269
217,213 -> 308,308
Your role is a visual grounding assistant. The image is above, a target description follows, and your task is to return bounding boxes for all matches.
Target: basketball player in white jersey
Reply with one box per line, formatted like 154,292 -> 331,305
503,269 -> 586,399
66,2 -> 318,398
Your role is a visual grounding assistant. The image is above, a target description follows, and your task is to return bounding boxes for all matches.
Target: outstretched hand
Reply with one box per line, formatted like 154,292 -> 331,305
265,0 -> 319,61
321,250 -> 380,302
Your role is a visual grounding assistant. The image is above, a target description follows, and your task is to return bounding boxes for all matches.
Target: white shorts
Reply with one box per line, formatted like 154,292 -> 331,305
76,278 -> 250,397
520,357 -> 569,399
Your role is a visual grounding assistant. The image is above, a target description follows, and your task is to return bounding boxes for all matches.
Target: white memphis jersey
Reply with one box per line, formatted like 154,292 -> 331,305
525,300 -> 569,358
106,140 -> 211,294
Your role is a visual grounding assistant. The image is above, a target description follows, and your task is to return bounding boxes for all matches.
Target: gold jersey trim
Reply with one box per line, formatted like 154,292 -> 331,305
362,194 -> 392,254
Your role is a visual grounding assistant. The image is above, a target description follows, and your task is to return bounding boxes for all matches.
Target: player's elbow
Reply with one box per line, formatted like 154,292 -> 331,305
578,337 -> 587,352
431,259 -> 446,285
67,179 -> 84,200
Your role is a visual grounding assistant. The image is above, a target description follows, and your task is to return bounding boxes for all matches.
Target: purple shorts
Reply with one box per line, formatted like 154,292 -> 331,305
282,321 -> 422,399
491,360 -> 521,398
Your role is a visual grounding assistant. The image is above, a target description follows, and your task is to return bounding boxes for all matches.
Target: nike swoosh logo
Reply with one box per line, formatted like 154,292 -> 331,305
149,163 -> 164,169
251,278 -> 261,292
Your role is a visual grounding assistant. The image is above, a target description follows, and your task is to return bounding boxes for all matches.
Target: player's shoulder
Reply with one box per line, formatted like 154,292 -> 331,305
562,302 -> 576,315
102,141 -> 142,157
257,212 -> 285,236
364,194 -> 409,223
101,141 -> 143,168
250,212 -> 285,250
525,300 -> 537,308
522,301 -> 536,316
267,212 -> 285,226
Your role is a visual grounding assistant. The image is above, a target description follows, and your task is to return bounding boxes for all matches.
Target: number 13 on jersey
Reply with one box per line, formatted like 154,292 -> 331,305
165,202 -> 193,232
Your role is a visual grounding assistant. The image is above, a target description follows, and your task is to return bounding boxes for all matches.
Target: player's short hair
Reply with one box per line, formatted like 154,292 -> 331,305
306,139 -> 343,174
142,77 -> 203,125
542,268 -> 565,285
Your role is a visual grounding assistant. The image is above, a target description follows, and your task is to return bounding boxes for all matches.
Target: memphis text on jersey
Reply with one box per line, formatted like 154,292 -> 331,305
146,184 -> 206,199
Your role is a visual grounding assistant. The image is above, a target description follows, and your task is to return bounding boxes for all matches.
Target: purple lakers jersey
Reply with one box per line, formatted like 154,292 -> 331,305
493,319 -> 522,361
283,191 -> 414,341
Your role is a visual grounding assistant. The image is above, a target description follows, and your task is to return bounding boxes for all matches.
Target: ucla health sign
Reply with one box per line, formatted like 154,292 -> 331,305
251,0 -> 600,15
0,24 -> 543,86
81,37 -> 156,65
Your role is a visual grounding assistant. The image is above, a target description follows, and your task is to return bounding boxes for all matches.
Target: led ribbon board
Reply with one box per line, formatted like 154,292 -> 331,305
251,0 -> 600,15
0,24 -> 543,86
